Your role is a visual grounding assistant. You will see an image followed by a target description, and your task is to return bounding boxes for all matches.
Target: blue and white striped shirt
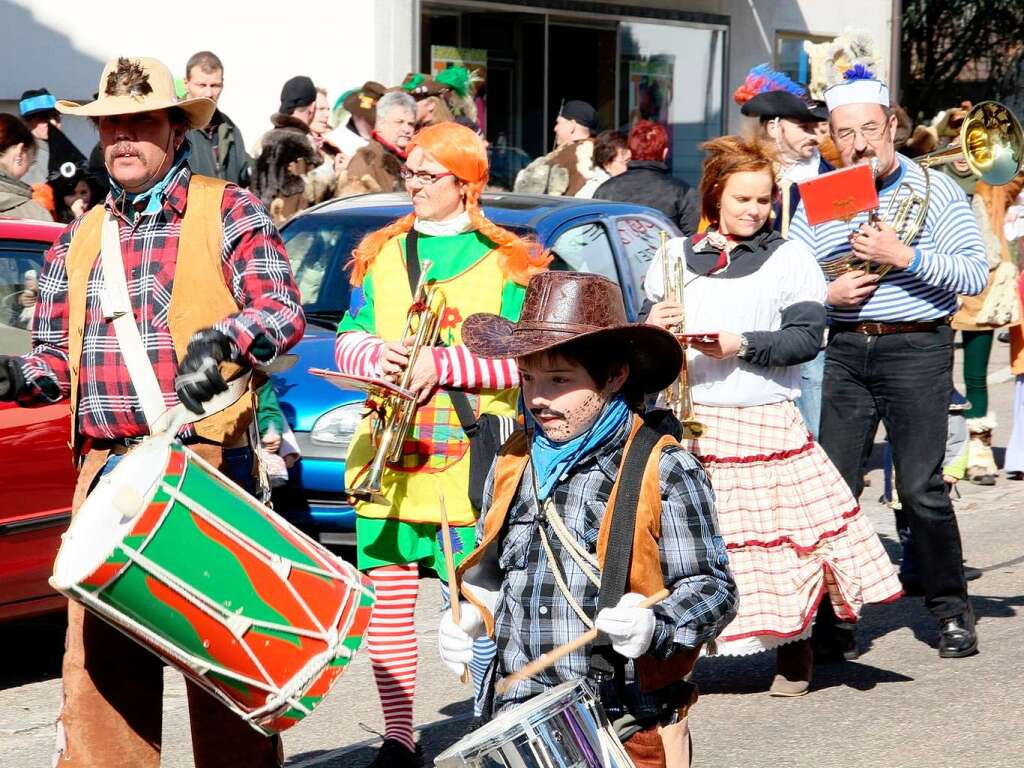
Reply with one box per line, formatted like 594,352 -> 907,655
788,155 -> 987,322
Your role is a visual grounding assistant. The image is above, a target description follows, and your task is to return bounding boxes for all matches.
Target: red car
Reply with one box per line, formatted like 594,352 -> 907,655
0,218 -> 75,620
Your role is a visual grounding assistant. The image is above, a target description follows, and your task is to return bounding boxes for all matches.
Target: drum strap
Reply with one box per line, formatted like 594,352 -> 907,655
591,420 -> 663,677
99,213 -> 167,428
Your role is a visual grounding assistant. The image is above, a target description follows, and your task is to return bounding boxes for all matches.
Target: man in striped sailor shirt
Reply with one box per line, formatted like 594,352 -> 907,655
788,70 -> 987,661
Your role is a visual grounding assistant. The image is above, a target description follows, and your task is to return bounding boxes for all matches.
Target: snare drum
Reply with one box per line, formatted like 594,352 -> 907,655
51,437 -> 374,735
435,679 -> 635,768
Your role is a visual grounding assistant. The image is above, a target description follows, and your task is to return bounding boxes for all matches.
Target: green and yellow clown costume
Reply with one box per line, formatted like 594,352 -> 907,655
338,228 -> 527,571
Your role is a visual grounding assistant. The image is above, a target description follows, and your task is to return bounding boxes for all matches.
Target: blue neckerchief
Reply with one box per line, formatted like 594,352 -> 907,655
109,144 -> 191,218
528,394 -> 631,501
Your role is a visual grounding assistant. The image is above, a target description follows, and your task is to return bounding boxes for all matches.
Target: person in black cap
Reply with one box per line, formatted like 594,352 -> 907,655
252,75 -> 327,220
514,99 -> 601,196
18,88 -> 86,186
733,65 -> 830,239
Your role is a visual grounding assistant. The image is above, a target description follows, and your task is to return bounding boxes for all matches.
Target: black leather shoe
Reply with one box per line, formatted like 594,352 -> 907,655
963,565 -> 983,582
367,739 -> 424,768
938,609 -> 978,658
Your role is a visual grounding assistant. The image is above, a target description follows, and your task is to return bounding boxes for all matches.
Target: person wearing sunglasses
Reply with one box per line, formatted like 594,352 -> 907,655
788,42 -> 987,663
335,122 -> 549,768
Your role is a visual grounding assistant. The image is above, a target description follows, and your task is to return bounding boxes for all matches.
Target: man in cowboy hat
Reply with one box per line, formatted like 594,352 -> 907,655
438,271 -> 737,768
336,120 -> 545,767
0,55 -> 304,767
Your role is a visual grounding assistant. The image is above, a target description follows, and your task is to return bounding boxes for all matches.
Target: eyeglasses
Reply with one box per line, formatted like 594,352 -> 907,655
834,122 -> 888,146
400,167 -> 455,185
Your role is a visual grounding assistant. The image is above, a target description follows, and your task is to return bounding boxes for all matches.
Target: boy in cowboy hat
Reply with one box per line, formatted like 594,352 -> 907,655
0,56 -> 304,767
438,271 -> 737,768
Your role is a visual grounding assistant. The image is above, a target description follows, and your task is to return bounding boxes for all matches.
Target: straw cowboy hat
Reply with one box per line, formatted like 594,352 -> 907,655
57,56 -> 215,129
462,271 -> 682,394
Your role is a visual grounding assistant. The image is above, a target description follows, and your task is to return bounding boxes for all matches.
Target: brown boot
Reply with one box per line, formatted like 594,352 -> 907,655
770,639 -> 813,697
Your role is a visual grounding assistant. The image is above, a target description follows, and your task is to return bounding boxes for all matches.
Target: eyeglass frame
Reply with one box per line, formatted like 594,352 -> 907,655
400,166 -> 456,185
833,117 -> 893,147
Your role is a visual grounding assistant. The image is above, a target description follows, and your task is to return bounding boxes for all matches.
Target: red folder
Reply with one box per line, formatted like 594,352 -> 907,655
798,164 -> 879,226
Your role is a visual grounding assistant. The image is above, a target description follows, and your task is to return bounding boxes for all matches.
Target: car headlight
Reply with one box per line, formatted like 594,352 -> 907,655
310,403 -> 364,450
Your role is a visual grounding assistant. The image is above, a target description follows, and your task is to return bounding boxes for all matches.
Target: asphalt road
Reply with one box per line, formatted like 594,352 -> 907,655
2,352 -> 1022,768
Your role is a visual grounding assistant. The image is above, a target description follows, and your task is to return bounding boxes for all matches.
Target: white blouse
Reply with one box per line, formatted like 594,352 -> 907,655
646,236 -> 826,407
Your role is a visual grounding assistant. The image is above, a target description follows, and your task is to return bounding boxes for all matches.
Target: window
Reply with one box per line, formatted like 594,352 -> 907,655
0,240 -> 49,355
619,21 -> 727,185
549,222 -> 618,282
615,215 -> 673,310
775,32 -> 833,94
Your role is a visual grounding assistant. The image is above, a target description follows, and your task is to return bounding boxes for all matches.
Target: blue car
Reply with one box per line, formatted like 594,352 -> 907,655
272,192 -> 679,545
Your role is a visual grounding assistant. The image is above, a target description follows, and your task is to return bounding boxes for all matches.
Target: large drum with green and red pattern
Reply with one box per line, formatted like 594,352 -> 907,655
51,437 -> 374,735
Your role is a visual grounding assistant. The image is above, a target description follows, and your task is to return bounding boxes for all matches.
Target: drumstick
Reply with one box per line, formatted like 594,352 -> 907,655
495,588 -> 670,695
439,494 -> 470,685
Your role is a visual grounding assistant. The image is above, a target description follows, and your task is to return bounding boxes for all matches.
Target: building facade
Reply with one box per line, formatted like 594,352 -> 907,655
2,0 -> 895,184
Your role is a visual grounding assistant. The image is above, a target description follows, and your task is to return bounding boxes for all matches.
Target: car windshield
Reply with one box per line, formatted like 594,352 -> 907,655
281,213 -> 396,329
282,210 -> 535,330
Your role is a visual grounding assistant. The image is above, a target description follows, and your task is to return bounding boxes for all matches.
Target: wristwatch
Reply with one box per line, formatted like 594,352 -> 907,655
736,334 -> 750,361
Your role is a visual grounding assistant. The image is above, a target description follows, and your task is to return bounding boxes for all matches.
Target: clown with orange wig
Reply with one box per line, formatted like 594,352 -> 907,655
335,121 -> 547,766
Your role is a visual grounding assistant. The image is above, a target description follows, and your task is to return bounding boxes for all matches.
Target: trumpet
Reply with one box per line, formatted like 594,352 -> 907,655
345,262 -> 446,505
831,101 -> 1024,280
658,231 -> 704,439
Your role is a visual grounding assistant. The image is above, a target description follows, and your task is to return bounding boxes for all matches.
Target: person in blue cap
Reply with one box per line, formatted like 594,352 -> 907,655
18,88 -> 86,186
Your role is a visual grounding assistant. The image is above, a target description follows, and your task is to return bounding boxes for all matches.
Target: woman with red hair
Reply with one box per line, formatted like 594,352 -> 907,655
645,134 -> 901,696
336,121 -> 548,767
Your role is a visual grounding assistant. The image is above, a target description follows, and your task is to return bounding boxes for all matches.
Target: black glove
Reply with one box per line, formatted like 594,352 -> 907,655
0,356 -> 27,402
174,329 -> 239,415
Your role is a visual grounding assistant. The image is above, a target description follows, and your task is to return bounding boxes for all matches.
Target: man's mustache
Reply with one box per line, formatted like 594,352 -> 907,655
109,142 -> 140,158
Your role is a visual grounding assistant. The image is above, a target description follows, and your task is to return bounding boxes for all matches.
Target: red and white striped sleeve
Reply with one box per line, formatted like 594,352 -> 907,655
335,331 -> 385,378
431,345 -> 519,390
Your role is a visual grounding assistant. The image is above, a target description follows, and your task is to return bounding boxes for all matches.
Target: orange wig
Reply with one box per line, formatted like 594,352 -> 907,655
349,122 -> 549,285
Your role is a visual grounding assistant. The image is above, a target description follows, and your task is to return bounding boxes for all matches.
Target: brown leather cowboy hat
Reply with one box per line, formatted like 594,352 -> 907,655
462,271 -> 682,393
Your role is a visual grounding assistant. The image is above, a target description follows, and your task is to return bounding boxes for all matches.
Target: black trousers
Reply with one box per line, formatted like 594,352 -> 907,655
818,324 -> 968,619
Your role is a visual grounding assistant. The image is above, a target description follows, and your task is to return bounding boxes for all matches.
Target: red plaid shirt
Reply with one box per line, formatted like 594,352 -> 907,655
17,164 -> 305,440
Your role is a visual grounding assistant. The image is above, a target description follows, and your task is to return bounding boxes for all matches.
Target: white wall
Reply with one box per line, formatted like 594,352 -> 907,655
0,0 -> 416,155
1,0 -> 895,153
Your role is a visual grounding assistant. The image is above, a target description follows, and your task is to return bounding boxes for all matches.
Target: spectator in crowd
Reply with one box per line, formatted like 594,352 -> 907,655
337,90 -> 416,196
253,75 -> 332,213
18,88 -> 86,186
575,129 -> 629,198
514,99 -> 600,196
593,120 -> 700,236
47,163 -> 101,223
0,114 -> 52,221
183,51 -> 250,187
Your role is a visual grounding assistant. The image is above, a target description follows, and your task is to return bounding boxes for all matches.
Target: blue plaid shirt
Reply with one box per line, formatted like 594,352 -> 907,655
480,417 -> 737,711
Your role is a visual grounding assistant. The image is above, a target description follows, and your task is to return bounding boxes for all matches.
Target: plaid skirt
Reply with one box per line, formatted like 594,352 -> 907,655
687,400 -> 902,656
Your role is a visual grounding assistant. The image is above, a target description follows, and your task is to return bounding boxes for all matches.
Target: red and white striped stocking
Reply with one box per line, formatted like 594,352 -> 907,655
365,564 -> 420,751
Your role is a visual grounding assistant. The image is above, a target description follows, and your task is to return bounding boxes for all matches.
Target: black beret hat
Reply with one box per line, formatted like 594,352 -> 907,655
559,100 -> 598,132
279,76 -> 317,114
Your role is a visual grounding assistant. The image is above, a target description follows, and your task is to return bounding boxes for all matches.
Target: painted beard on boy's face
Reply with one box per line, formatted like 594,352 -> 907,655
518,352 -> 629,442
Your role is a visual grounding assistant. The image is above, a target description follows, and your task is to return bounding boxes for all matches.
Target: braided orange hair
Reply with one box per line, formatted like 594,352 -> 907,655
349,122 -> 549,285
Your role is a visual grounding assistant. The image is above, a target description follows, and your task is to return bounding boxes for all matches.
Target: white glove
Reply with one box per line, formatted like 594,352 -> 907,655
438,602 -> 485,677
594,592 -> 656,659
